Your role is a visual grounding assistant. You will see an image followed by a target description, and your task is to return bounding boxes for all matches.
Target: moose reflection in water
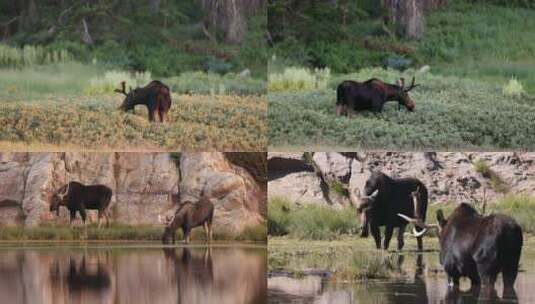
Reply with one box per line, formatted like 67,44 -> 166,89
0,245 -> 266,304
268,250 -> 529,304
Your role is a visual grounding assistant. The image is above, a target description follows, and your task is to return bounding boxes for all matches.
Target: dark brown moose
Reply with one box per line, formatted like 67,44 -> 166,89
161,196 -> 214,244
401,203 -> 523,295
336,77 -> 419,117
49,181 -> 112,228
115,80 -> 172,122
356,171 -> 429,251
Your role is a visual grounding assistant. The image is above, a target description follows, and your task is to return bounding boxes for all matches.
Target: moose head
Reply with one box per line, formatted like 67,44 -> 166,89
114,81 -> 138,112
50,183 -> 70,216
394,76 -> 420,111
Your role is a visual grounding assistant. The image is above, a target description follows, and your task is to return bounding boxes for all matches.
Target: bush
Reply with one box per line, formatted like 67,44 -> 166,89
502,77 -> 525,97
268,67 -> 331,92
165,71 -> 265,95
268,198 -> 359,240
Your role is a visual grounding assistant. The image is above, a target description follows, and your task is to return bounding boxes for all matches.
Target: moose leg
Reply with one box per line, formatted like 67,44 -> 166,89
208,221 -> 213,243
70,210 -> 77,227
416,236 -> 423,252
397,225 -> 406,251
158,110 -> 164,123
183,227 -> 191,244
370,223 -> 381,249
203,222 -> 210,243
148,109 -> 155,122
383,225 -> 394,250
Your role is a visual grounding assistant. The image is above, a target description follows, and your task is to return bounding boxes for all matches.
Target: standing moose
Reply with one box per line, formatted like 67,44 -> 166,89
115,80 -> 172,122
336,77 -> 420,117
161,196 -> 215,244
356,171 -> 429,251
402,203 -> 523,296
49,181 -> 113,228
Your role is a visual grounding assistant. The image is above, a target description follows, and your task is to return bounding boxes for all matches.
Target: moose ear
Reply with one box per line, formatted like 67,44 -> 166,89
436,209 -> 447,228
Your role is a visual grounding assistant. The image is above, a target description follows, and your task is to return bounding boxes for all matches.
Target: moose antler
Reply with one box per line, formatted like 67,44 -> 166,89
58,183 -> 70,200
403,76 -> 420,92
114,81 -> 127,96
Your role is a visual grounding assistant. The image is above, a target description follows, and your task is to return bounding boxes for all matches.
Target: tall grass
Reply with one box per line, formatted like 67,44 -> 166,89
165,71 -> 266,95
0,223 -> 267,242
85,70 -> 152,95
268,67 -> 331,92
0,44 -> 72,68
268,198 -> 359,240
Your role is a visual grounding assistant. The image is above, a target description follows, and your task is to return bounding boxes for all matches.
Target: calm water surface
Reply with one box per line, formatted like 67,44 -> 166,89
0,243 -> 266,304
268,249 -> 535,304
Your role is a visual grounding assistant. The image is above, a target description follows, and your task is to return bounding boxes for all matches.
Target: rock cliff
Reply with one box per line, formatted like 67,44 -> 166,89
0,152 -> 266,233
268,152 -> 535,206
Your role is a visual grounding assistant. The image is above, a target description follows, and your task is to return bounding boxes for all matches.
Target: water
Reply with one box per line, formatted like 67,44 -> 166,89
268,249 -> 535,304
0,243 -> 266,304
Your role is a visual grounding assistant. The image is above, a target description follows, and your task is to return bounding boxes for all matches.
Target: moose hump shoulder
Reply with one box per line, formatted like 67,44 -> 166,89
115,80 -> 172,122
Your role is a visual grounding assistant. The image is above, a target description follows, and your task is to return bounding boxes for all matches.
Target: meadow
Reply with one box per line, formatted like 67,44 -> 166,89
0,62 -> 266,151
268,67 -> 535,150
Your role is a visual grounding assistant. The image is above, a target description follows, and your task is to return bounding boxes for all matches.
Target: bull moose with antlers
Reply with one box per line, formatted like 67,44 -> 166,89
49,181 -> 112,228
115,80 -> 172,122
356,171 -> 428,251
336,76 -> 420,117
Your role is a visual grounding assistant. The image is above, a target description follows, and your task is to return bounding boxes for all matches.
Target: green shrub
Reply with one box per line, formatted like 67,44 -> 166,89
502,77 -> 525,96
268,198 -> 359,240
269,67 -> 535,149
268,67 -> 331,92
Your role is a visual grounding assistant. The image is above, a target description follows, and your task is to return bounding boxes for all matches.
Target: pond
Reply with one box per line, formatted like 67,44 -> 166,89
268,241 -> 535,304
0,243 -> 266,304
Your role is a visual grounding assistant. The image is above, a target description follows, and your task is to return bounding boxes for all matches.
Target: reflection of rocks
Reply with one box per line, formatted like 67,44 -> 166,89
268,152 -> 535,206
268,275 -> 352,304
0,247 -> 266,304
0,152 -> 266,233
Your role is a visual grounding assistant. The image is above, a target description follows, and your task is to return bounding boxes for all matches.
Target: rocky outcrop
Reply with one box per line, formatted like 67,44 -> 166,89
0,153 -> 266,233
268,152 -> 535,206
178,153 -> 266,234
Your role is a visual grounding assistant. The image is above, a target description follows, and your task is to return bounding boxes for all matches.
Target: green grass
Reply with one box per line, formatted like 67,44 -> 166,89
268,198 -> 359,240
0,223 -> 267,242
473,159 -> 509,193
269,67 -> 535,150
268,237 -> 424,280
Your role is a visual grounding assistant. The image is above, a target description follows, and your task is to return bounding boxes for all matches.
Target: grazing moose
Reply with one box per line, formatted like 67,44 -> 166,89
161,196 -> 214,244
336,77 -> 420,117
355,171 -> 428,251
115,80 -> 172,122
403,203 -> 523,295
49,181 -> 113,228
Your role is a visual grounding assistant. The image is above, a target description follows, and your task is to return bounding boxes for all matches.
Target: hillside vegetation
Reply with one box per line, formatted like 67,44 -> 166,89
269,68 -> 535,150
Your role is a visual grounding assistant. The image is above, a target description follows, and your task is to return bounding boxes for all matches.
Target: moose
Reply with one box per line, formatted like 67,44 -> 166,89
114,80 -> 172,122
355,171 -> 428,251
49,181 -> 113,228
336,77 -> 420,117
161,196 -> 214,244
402,203 -> 523,295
